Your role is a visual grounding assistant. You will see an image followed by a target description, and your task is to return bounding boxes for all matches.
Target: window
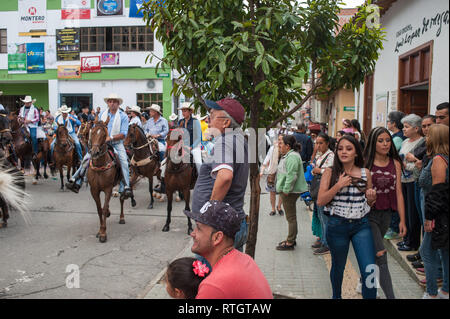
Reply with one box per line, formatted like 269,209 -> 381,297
80,26 -> 153,52
137,93 -> 163,111
1,29 -> 7,53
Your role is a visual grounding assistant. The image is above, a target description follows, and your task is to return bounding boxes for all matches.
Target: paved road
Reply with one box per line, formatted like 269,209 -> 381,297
0,174 -> 191,299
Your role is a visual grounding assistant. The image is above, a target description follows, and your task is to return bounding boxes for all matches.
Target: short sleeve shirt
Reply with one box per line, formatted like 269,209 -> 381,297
192,130 -> 249,214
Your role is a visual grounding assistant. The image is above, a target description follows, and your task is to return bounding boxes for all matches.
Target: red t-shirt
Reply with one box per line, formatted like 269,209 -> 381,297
196,249 -> 273,299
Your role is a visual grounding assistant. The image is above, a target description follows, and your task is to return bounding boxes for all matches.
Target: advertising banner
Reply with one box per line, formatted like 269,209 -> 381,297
96,0 -> 123,16
56,28 -> 80,61
61,0 -> 91,20
81,56 -> 101,73
129,0 -> 144,18
18,0 -> 47,34
101,53 -> 120,65
58,65 -> 81,79
7,43 -> 27,74
26,42 -> 45,74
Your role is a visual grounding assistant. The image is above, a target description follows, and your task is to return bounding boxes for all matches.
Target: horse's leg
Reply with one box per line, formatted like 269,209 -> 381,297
59,166 -> 64,190
162,190 -> 173,232
0,201 -> 8,228
33,156 -> 40,184
119,195 -> 125,224
91,188 -> 106,242
43,146 -> 48,179
129,170 -> 137,208
183,188 -> 193,235
148,177 -> 154,209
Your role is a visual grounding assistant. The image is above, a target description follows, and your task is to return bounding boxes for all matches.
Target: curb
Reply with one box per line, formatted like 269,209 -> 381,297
384,238 -> 422,285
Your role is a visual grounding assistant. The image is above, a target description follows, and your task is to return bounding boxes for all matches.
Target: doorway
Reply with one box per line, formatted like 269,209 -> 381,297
60,94 -> 93,115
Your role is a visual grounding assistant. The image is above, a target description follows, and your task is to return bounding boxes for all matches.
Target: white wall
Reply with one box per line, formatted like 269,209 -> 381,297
356,0 -> 449,129
0,7 -> 163,70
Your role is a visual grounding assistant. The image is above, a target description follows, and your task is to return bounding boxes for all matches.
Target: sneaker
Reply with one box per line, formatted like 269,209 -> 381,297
407,252 -> 421,262
422,292 -> 438,299
311,241 -> 322,249
419,278 -> 443,288
411,260 -> 424,269
313,246 -> 330,255
437,289 -> 449,299
384,229 -> 400,240
415,268 -> 425,276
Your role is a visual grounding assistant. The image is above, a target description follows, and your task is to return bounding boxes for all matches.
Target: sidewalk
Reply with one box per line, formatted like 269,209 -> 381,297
142,183 -> 424,299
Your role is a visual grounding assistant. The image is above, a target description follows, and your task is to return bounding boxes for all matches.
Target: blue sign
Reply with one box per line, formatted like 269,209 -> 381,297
26,43 -> 45,74
129,0 -> 144,18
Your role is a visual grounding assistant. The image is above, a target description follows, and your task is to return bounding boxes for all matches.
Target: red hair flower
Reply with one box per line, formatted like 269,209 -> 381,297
192,260 -> 210,278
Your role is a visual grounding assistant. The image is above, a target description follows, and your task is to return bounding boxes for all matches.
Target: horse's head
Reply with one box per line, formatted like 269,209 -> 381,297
0,111 -> 13,147
89,121 -> 109,158
8,112 -> 20,131
56,124 -> 70,148
124,123 -> 138,147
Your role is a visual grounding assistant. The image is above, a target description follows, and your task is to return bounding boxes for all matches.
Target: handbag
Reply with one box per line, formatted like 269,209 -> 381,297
310,152 -> 331,201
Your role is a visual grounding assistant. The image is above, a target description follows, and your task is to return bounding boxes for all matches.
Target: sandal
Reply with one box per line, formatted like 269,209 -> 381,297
269,211 -> 276,216
276,241 -> 295,250
278,209 -> 284,216
278,240 -> 297,246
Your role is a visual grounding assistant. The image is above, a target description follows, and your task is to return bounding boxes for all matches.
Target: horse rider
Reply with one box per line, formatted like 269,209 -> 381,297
168,113 -> 178,129
178,102 -> 203,173
51,105 -> 83,162
128,106 -> 143,128
18,96 -> 40,157
65,93 -> 133,199
143,104 -> 168,193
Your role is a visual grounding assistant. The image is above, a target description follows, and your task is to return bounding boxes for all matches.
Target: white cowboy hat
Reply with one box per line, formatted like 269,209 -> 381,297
198,114 -> 208,121
129,105 -> 141,115
0,91 -> 3,96
21,95 -> 36,104
58,104 -> 71,113
179,102 -> 194,111
104,93 -> 123,105
169,113 -> 178,121
147,104 -> 163,115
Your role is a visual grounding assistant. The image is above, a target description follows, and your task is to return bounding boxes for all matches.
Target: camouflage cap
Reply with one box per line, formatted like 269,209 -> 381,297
184,200 -> 245,238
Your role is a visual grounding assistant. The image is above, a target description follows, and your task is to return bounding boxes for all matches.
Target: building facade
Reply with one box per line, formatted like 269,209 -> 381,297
0,0 -> 173,118
356,0 -> 449,136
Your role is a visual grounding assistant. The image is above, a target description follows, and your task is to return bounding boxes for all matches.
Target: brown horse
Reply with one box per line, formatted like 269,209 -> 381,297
53,123 -> 78,190
124,124 -> 160,209
78,120 -> 93,157
8,112 -> 33,172
162,128 -> 197,234
31,132 -> 51,184
87,118 -> 125,243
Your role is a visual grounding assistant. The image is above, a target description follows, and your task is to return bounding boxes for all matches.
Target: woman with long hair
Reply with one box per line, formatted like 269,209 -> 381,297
317,135 -> 377,299
275,135 -> 308,250
363,127 -> 407,299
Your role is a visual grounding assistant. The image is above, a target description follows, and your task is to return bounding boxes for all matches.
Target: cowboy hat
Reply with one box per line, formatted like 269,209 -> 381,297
147,104 -> 163,115
179,102 -> 194,111
0,91 -> 3,96
58,104 -> 71,113
104,93 -> 123,105
198,114 -> 208,121
169,113 -> 178,121
129,105 -> 141,115
21,95 -> 36,104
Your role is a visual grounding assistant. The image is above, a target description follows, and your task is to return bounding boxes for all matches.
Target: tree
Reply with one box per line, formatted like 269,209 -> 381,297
142,0 -> 384,258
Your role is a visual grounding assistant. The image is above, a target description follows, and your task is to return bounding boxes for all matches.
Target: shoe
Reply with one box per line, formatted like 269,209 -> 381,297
415,268 -> 425,276
437,289 -> 449,299
411,260 -> 424,269
269,211 -> 276,216
154,184 -> 162,192
65,182 -> 80,194
313,246 -> 330,255
278,209 -> 284,216
311,241 -> 322,249
397,240 -> 408,247
398,244 -> 417,251
384,229 -> 400,240
276,241 -> 295,251
120,187 -> 133,200
422,292 -> 438,299
407,252 -> 421,262
419,278 -> 443,288
278,240 -> 297,247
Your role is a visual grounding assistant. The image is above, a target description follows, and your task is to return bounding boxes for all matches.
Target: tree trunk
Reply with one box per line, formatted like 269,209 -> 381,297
245,162 -> 261,259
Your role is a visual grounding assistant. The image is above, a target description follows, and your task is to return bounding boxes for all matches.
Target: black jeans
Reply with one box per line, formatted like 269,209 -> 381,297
402,182 -> 421,249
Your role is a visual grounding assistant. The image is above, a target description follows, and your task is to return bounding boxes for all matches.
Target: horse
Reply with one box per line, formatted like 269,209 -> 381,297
87,118 -> 125,243
162,128 -> 197,235
53,123 -> 78,190
124,124 -> 160,209
78,120 -> 93,157
31,130 -> 51,184
8,112 -> 33,172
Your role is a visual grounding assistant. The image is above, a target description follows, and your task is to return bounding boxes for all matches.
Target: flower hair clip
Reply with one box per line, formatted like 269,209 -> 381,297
192,260 -> 210,278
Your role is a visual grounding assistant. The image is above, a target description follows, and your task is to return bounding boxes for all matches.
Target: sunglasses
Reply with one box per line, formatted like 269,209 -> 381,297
346,174 -> 367,193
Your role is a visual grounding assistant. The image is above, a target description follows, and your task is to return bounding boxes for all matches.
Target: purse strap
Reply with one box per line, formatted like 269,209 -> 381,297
318,152 -> 331,168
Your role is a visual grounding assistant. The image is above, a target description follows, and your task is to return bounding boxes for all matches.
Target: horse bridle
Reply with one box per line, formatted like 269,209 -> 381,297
55,125 -> 74,153
129,125 -> 157,155
89,124 -> 109,160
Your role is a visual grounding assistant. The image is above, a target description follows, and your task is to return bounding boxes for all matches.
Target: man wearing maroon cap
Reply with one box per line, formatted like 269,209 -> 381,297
191,97 -> 249,255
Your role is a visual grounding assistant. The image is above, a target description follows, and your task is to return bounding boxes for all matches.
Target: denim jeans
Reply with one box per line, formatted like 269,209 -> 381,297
414,183 -> 423,227
419,231 -> 448,295
317,205 -> 329,248
326,215 -> 377,299
389,210 -> 400,234
29,127 -> 38,153
51,132 -> 83,161
112,141 -> 130,192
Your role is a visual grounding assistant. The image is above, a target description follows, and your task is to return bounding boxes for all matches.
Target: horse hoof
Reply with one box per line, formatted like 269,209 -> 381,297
131,199 -> 136,207
162,224 -> 170,232
147,203 -> 153,209
119,219 -> 125,224
99,235 -> 107,243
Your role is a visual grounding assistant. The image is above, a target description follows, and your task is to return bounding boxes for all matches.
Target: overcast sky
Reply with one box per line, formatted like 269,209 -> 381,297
339,0 -> 366,8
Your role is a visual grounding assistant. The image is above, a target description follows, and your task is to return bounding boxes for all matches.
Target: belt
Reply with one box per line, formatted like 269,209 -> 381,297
326,213 -> 364,223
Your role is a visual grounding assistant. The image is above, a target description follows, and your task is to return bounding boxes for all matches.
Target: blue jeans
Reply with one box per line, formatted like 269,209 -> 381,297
317,205 -> 329,248
414,183 -> 424,227
112,141 -> 130,192
389,210 -> 400,234
327,215 -> 377,299
419,231 -> 448,295
51,132 -> 83,161
29,127 -> 38,153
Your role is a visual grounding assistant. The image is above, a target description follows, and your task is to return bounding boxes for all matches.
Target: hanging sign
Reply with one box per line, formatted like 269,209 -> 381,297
8,43 -> 27,74
18,0 -> 47,35
101,53 -> 120,65
58,65 -> 81,79
56,28 -> 80,61
81,56 -> 101,73
26,42 -> 45,74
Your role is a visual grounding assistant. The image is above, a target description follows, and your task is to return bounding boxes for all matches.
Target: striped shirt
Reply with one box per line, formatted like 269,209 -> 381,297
325,168 -> 371,219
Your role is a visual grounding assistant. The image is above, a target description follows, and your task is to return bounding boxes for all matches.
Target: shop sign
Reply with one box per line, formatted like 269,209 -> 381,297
96,0 -> 123,16
8,43 -> 27,74
58,65 -> 81,79
157,72 -> 170,78
61,0 -> 91,20
343,106 -> 355,112
81,56 -> 101,73
26,42 -> 45,74
56,28 -> 80,61
101,53 -> 120,65
18,0 -> 47,35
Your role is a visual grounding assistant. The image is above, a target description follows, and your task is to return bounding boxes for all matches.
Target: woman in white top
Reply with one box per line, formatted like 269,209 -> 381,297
128,106 -> 143,128
310,133 -> 335,255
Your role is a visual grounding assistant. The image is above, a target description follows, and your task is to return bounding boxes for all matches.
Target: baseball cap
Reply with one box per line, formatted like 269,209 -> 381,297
204,98 -> 245,125
184,200 -> 245,238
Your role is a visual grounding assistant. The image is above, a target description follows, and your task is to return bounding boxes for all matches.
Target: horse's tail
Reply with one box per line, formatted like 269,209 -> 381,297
0,168 -> 29,214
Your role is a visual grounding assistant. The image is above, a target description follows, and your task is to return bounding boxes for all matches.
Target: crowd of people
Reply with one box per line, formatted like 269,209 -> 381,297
2,92 -> 448,300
